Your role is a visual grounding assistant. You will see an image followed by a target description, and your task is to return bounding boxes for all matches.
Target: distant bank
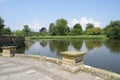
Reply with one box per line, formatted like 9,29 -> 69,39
30,35 -> 108,40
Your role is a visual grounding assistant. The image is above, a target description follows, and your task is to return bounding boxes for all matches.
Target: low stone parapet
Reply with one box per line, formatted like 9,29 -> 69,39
14,54 -> 120,80
79,65 -> 120,80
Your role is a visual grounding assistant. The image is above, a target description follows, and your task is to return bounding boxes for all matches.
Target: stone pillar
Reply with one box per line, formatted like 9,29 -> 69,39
60,51 -> 86,73
1,46 -> 16,57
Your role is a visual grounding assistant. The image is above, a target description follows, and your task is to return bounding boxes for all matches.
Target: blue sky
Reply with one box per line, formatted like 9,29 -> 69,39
0,0 -> 120,31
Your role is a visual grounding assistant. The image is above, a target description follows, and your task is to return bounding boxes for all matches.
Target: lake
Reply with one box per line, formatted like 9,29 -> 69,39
17,39 -> 120,74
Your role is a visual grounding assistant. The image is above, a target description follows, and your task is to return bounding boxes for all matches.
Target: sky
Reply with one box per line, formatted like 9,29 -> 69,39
0,0 -> 120,31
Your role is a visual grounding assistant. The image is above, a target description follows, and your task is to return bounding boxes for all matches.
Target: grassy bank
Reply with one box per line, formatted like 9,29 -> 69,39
30,35 -> 108,40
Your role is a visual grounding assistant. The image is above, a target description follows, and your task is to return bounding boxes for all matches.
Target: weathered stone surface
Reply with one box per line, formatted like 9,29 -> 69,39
79,65 -> 120,80
0,55 -> 102,80
60,51 -> 86,72
1,46 -> 16,57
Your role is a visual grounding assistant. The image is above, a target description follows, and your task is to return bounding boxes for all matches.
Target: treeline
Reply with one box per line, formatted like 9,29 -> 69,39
0,17 -> 120,39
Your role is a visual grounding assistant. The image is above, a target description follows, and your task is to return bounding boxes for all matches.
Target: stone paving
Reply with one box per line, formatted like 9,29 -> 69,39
0,56 -> 103,80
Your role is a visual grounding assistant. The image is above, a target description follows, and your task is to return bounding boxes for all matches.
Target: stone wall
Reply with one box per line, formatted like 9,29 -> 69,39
15,54 -> 120,80
0,36 -> 25,47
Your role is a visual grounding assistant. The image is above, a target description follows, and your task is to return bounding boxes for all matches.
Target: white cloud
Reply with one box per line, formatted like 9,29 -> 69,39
71,19 -> 79,26
29,21 -> 41,32
71,17 -> 101,30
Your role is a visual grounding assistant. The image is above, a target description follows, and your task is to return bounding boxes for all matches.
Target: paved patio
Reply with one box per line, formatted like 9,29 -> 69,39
0,56 -> 102,80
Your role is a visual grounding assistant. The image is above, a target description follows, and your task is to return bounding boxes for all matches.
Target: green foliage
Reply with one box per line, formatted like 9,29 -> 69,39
49,23 -> 57,36
56,18 -> 69,36
73,23 -> 82,31
49,18 -> 69,36
39,27 -> 47,36
91,27 -> 103,35
0,17 -> 5,35
2,27 -> 12,36
22,25 -> 31,36
70,23 -> 83,35
12,30 -> 23,36
85,27 -> 103,35
86,23 -> 94,30
105,21 -> 120,39
31,35 -> 107,40
85,29 -> 93,35
70,29 -> 82,36
0,17 -> 4,30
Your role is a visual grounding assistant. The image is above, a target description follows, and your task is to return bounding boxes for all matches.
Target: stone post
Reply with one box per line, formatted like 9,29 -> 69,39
1,46 -> 16,57
60,51 -> 86,73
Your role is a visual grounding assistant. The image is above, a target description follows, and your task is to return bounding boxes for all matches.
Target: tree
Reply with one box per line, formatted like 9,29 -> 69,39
49,23 -> 57,36
55,18 -> 69,36
91,27 -> 103,35
39,27 -> 47,36
70,29 -> 82,36
85,23 -> 95,35
86,23 -> 94,30
22,25 -> 31,36
12,30 -> 23,36
0,17 -> 5,36
2,27 -> 12,36
70,23 -> 83,35
86,27 -> 103,35
73,23 -> 82,31
105,21 -> 120,39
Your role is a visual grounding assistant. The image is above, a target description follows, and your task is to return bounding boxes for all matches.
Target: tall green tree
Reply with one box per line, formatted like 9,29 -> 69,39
49,23 -> 57,36
91,27 -> 103,35
85,23 -> 95,35
22,25 -> 31,36
86,23 -> 94,30
105,21 -> 120,39
2,27 -> 12,36
55,18 -> 69,36
70,23 -> 83,35
73,23 -> 82,31
0,17 -> 5,36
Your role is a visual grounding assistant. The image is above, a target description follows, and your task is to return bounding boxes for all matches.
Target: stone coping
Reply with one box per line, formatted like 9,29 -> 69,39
1,46 -> 16,49
15,54 -> 62,65
60,51 -> 86,57
1,54 -> 119,80
80,65 -> 120,80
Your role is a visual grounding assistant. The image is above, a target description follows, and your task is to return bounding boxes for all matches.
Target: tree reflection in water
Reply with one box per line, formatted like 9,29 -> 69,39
40,40 -> 48,47
104,40 -> 120,53
70,40 -> 83,50
84,40 -> 102,50
16,39 -> 120,55
49,40 -> 70,55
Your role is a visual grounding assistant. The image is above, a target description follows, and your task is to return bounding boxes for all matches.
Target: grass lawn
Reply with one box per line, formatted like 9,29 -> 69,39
30,35 -> 108,40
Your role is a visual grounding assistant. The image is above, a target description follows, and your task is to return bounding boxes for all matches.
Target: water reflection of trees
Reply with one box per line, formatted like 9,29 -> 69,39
104,40 -> 120,53
40,40 -> 48,47
84,40 -> 102,50
71,40 -> 83,50
16,41 -> 34,54
49,40 -> 70,54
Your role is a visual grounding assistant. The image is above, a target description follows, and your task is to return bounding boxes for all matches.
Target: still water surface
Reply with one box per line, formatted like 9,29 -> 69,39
17,39 -> 120,74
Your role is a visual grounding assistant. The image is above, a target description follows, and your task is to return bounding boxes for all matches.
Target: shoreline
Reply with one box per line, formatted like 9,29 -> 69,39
30,35 -> 108,40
